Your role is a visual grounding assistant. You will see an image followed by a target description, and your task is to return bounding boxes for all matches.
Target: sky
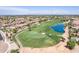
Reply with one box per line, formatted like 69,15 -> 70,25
0,6 -> 79,15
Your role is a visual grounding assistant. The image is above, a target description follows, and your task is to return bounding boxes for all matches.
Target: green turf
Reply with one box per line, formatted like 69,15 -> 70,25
15,19 -> 64,48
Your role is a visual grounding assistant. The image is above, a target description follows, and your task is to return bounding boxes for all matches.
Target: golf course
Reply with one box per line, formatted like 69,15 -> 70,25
15,19 -> 65,48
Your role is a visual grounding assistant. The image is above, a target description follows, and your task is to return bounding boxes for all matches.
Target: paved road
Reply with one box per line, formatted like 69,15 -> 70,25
0,30 -> 9,53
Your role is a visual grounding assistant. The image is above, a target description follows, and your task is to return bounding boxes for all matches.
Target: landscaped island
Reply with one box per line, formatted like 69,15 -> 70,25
15,19 -> 64,48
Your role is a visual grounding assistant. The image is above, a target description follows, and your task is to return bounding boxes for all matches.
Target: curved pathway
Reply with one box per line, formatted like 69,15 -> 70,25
0,30 -> 9,53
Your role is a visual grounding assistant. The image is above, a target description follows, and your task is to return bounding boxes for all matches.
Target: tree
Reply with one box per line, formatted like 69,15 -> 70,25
12,28 -> 17,33
29,18 -> 32,21
27,23 -> 31,31
10,49 -> 19,53
40,17 -> 43,23
38,20 -> 42,23
67,40 -> 76,49
44,19 -> 48,21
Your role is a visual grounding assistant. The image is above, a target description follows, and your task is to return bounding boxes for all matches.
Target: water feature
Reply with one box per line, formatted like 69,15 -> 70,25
49,23 -> 64,33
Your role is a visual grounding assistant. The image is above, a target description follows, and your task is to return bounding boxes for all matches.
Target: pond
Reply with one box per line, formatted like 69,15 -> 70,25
49,23 -> 65,33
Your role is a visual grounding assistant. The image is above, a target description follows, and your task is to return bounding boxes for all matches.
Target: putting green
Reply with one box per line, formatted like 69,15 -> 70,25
15,19 -> 64,48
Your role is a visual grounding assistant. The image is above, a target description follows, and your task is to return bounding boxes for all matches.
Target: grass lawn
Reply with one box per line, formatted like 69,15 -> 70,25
15,19 -> 64,48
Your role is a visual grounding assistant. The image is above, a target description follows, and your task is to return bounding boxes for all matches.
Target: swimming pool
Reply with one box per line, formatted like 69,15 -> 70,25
49,23 -> 64,33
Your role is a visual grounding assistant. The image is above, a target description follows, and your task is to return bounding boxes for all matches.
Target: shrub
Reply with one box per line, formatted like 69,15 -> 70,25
67,40 -> 76,49
10,49 -> 19,53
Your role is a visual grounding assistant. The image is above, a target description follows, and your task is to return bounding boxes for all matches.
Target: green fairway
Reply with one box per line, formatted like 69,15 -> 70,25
15,19 -> 64,48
